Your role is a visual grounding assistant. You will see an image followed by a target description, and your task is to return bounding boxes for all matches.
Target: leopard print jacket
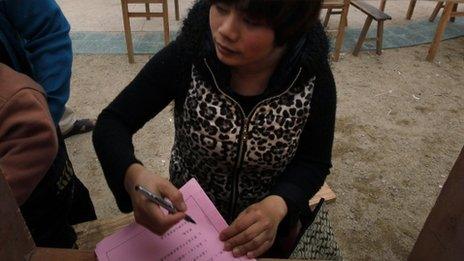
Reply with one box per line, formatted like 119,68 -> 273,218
169,60 -> 316,222
93,0 -> 334,222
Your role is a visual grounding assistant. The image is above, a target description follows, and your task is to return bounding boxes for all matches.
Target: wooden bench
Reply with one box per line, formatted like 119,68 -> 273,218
351,0 -> 392,56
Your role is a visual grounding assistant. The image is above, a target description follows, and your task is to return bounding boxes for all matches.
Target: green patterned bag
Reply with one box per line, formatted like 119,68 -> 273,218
290,202 -> 342,260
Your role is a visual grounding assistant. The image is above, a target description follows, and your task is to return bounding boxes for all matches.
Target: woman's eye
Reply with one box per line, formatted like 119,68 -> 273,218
244,17 -> 265,26
214,4 -> 229,14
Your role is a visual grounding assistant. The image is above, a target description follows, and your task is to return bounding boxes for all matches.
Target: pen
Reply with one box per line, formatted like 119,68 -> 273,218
135,185 -> 196,224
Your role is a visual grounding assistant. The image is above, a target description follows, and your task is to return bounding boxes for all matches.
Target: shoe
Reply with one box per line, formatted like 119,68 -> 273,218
63,119 -> 96,139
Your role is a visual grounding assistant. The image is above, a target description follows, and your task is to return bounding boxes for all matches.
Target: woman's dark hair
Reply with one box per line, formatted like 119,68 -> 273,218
209,0 -> 323,46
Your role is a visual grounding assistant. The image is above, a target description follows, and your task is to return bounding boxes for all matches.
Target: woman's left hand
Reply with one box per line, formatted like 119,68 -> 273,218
219,195 -> 288,258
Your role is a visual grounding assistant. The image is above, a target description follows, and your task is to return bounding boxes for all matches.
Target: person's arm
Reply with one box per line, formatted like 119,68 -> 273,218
1,0 -> 72,123
270,60 -> 337,226
92,40 -> 188,213
0,66 -> 58,205
93,40 -> 192,235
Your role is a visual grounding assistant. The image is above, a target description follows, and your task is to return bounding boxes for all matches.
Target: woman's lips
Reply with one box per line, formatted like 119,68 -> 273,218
216,41 -> 239,56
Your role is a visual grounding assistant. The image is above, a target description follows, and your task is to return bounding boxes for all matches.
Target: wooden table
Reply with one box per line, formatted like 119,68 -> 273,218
0,165 -> 331,261
409,145 -> 464,260
74,183 -> 336,250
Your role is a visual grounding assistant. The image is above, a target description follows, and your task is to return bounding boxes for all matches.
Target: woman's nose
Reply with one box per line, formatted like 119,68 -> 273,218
218,12 -> 240,42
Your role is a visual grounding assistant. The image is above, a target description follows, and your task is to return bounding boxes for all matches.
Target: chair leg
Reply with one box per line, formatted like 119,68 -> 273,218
376,20 -> 384,55
162,0 -> 170,45
353,17 -> 373,56
406,0 -> 417,20
450,3 -> 457,22
145,3 -> 150,20
174,0 -> 180,21
427,2 -> 453,62
332,0 -> 349,61
429,2 -> 444,22
323,8 -> 332,27
379,0 -> 387,12
121,0 -> 134,63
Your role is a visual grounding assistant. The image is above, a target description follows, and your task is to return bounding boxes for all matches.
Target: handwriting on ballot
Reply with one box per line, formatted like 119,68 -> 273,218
95,179 -> 253,261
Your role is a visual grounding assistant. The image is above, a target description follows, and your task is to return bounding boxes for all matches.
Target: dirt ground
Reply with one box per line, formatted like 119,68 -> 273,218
63,2 -> 464,257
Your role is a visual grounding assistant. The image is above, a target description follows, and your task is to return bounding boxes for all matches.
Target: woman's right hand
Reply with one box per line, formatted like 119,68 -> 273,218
124,163 -> 187,235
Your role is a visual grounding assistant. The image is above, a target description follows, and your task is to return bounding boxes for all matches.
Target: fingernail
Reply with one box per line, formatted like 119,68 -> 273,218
233,248 -> 240,256
180,202 -> 187,211
247,252 -> 254,258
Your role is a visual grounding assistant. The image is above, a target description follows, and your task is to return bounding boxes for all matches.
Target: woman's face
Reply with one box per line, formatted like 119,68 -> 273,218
209,3 -> 281,68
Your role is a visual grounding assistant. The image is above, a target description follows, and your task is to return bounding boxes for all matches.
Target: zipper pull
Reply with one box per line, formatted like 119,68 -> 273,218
242,119 -> 248,142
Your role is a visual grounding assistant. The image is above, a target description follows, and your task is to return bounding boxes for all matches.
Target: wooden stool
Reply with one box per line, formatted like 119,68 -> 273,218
121,0 -> 180,63
322,0 -> 351,62
352,0 -> 391,56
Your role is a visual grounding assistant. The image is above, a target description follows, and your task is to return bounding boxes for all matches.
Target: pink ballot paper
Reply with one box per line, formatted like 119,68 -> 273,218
95,178 -> 254,261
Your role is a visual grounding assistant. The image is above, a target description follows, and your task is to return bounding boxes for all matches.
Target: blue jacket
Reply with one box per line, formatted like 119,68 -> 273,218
0,0 -> 72,123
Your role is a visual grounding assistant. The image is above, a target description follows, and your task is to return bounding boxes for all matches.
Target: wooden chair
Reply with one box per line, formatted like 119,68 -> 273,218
427,0 -> 464,61
406,0 -> 418,19
429,1 -> 460,22
121,0 -> 180,63
352,0 -> 391,56
322,0 -> 351,62
406,0 -> 459,22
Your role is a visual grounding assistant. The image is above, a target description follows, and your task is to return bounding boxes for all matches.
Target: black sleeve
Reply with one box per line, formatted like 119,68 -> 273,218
92,40 -> 189,213
270,61 -> 337,227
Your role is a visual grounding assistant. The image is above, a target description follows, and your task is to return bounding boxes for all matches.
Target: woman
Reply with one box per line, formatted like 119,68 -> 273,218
93,0 -> 339,259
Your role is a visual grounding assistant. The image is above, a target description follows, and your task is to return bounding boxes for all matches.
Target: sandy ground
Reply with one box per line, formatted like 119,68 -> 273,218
57,0 -> 455,32
60,1 -> 464,260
